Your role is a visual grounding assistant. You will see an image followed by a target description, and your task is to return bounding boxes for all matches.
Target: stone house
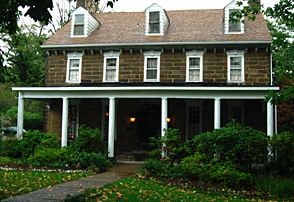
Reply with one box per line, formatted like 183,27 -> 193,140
13,0 -> 279,158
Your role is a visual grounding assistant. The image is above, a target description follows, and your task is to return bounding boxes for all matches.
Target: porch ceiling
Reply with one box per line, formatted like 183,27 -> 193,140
12,86 -> 279,100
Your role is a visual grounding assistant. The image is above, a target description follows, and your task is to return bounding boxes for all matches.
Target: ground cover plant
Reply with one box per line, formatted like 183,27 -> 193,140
0,169 -> 94,200
63,176 -> 257,202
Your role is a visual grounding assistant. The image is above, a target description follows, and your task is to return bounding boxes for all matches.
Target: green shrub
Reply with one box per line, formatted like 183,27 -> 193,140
142,159 -> 185,178
14,130 -> 60,158
191,120 -> 269,171
70,151 -> 111,170
27,147 -> 74,167
270,131 -> 294,176
69,125 -> 106,154
149,128 -> 191,165
0,138 -> 22,158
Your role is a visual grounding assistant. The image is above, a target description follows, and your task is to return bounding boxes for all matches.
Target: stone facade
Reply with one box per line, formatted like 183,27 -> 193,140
45,48 -> 271,87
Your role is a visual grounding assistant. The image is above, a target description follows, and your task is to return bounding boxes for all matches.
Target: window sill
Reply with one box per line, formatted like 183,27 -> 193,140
185,81 -> 203,83
227,81 -> 245,83
66,81 -> 81,84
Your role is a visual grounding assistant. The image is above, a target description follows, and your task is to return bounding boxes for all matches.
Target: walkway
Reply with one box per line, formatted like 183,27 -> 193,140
1,162 -> 142,202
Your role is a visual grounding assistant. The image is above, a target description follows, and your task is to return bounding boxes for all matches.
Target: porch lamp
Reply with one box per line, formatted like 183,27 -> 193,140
105,112 -> 109,117
167,118 -> 171,123
130,115 -> 136,123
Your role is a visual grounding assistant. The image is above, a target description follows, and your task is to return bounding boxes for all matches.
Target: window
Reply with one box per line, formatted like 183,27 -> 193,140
227,100 -> 245,125
68,105 -> 79,140
103,52 -> 120,82
73,14 -> 84,35
149,11 -> 160,33
67,52 -> 83,83
186,50 -> 204,82
229,9 -> 241,32
185,100 -> 203,140
227,50 -> 245,82
144,51 -> 161,82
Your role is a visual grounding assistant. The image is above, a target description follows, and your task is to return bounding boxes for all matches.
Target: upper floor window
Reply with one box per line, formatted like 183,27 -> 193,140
229,9 -> 241,32
227,50 -> 245,83
145,3 -> 169,36
144,51 -> 161,82
149,12 -> 160,33
103,51 -> 120,82
186,50 -> 204,82
224,0 -> 244,34
73,14 -> 84,35
66,52 -> 83,83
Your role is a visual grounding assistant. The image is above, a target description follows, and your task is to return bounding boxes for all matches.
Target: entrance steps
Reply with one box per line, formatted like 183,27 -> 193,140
116,150 -> 149,161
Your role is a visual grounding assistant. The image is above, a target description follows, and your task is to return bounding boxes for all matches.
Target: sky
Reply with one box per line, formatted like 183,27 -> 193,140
101,0 -> 280,12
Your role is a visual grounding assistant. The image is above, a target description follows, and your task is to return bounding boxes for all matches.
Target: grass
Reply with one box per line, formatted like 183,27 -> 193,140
63,176 -> 278,202
0,169 -> 95,200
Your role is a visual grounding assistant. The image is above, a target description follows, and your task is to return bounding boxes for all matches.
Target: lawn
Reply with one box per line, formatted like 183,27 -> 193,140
0,168 -> 95,200
63,176 -> 280,202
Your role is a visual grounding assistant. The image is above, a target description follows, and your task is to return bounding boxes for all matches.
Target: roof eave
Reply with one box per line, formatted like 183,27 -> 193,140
41,40 -> 272,50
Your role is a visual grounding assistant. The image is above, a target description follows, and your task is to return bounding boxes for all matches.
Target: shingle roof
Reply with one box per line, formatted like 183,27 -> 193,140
43,9 -> 272,46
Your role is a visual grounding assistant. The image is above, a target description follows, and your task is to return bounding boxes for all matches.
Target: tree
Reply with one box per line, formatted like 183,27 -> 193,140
2,25 -> 48,87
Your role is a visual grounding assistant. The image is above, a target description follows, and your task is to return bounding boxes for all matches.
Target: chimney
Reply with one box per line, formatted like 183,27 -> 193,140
76,0 -> 96,13
249,0 -> 261,9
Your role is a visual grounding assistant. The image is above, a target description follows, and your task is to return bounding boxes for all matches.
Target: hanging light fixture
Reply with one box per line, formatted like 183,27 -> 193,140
130,115 -> 136,122
167,118 -> 171,123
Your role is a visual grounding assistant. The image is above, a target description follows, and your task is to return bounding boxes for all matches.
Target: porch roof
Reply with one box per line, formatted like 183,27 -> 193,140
12,86 -> 279,101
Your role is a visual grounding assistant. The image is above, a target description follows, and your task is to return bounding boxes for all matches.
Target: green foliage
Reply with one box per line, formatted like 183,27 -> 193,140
180,153 -> 251,188
70,151 -> 111,170
191,120 -> 269,171
253,172 -> 294,198
69,125 -> 106,154
149,128 -> 191,165
27,147 -> 74,167
142,159 -> 185,179
0,138 -> 22,158
270,131 -> 294,176
14,130 -> 60,158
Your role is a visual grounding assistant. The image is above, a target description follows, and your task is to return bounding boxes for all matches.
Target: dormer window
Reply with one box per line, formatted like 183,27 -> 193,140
229,9 -> 241,32
149,12 -> 160,33
70,7 -> 100,38
73,14 -> 85,35
224,0 -> 244,34
145,3 -> 170,36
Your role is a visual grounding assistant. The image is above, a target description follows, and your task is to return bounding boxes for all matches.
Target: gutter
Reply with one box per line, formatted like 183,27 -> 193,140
41,41 -> 273,49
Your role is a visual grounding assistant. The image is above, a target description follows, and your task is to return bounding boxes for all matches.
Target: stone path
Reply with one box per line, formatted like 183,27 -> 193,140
1,162 -> 142,202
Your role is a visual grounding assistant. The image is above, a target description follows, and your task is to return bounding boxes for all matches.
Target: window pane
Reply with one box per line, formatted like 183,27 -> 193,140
68,105 -> 78,138
230,69 -> 241,81
149,12 -> 159,22
189,69 -> 200,81
230,57 -> 241,69
70,59 -> 80,69
229,9 -> 241,31
147,70 -> 157,80
189,58 -> 200,69
74,25 -> 84,35
75,14 -> 84,24
149,23 -> 160,33
69,70 -> 79,81
147,58 -> 157,68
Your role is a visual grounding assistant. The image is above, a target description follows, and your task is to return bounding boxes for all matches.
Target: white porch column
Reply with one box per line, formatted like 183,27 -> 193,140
267,100 -> 274,137
61,97 -> 69,147
17,91 -> 24,139
161,97 -> 168,137
214,98 -> 221,129
108,97 -> 115,158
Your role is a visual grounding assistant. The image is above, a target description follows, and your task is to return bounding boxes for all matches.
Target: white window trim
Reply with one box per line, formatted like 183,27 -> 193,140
227,50 -> 245,83
224,0 -> 244,35
186,50 -> 204,82
103,51 -> 120,82
143,50 -> 161,82
147,11 -> 161,35
71,13 -> 87,38
66,52 -> 83,83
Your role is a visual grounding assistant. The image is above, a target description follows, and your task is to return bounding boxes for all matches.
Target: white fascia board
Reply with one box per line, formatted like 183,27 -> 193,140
12,86 -> 279,92
41,41 -> 272,49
